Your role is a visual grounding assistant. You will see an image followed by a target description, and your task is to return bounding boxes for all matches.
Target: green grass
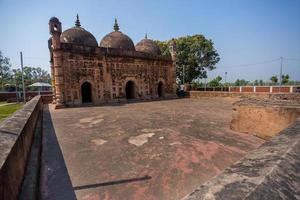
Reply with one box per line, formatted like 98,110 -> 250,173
0,103 -> 23,122
0,102 -> 7,105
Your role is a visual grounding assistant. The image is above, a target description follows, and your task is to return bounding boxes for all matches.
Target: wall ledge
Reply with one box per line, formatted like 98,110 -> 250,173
0,96 -> 42,200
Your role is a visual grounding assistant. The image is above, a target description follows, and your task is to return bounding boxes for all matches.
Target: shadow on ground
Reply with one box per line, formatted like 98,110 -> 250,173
73,175 -> 151,191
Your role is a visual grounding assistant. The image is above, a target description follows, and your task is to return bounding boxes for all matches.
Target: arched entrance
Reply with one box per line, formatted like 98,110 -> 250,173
158,81 -> 164,97
125,81 -> 135,99
81,82 -> 92,103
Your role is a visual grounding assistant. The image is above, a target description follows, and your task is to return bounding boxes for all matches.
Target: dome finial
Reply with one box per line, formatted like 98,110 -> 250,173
113,18 -> 119,31
75,14 -> 81,27
145,33 -> 148,39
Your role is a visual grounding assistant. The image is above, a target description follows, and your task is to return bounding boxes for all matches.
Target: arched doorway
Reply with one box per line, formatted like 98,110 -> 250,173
125,81 -> 135,99
158,81 -> 164,97
81,82 -> 92,103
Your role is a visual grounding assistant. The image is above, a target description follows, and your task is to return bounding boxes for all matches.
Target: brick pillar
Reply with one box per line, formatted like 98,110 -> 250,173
50,62 -> 56,103
169,40 -> 177,95
53,51 -> 64,107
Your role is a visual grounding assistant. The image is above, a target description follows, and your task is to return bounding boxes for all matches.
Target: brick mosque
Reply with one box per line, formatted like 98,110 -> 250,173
48,15 -> 177,107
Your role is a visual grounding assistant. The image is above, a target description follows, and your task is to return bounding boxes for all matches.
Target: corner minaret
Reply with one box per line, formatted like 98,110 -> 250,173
49,16 -> 64,107
169,39 -> 176,61
169,39 -> 177,94
49,17 -> 62,49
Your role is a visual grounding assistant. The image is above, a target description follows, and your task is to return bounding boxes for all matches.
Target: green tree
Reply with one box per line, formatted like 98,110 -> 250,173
259,80 -> 264,86
155,34 -> 220,84
191,80 -> 204,90
209,76 -> 222,87
253,80 -> 259,86
235,79 -> 249,86
281,74 -> 289,85
0,51 -> 12,90
270,75 -> 278,84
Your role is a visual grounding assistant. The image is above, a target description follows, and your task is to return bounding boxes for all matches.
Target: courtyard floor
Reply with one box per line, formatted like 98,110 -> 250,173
49,98 -> 264,200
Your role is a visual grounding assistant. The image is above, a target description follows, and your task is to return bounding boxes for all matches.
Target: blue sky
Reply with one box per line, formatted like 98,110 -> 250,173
0,0 -> 299,82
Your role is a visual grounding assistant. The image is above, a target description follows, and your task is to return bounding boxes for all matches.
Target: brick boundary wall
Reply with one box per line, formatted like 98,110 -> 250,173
189,91 -> 300,101
228,86 -> 297,93
194,86 -> 300,93
0,91 -> 52,102
182,118 -> 300,200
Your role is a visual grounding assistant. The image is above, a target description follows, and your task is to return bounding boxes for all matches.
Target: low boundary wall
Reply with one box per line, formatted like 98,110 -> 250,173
182,119 -> 300,200
189,91 -> 300,101
0,91 -> 52,102
193,85 -> 300,93
0,96 -> 75,200
0,96 -> 43,200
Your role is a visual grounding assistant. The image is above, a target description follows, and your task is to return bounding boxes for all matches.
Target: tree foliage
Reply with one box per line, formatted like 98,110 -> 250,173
208,76 -> 222,87
259,80 -> 264,86
235,79 -> 249,86
281,74 -> 289,85
155,34 -> 220,84
0,51 -> 11,89
270,75 -> 278,84
0,50 -> 51,91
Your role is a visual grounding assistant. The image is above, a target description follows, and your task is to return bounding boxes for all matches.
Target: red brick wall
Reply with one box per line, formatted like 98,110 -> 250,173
229,87 -> 240,92
242,87 -> 254,92
272,87 -> 290,93
256,87 -> 270,93
0,91 -> 52,101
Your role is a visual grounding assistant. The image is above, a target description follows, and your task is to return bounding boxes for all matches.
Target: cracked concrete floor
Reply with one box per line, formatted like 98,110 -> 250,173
49,98 -> 264,200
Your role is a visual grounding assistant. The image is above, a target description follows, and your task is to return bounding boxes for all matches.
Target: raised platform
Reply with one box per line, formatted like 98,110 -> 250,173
49,98 -> 263,200
0,96 -> 299,200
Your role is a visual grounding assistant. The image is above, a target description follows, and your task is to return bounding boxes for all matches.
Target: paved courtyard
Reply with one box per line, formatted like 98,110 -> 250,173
49,98 -> 264,200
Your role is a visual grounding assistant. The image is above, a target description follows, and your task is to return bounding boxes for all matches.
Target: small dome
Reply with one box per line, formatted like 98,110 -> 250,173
135,35 -> 161,55
99,19 -> 135,50
60,15 -> 98,47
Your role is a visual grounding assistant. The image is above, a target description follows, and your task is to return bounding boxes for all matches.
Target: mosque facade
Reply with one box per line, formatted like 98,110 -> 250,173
48,15 -> 176,107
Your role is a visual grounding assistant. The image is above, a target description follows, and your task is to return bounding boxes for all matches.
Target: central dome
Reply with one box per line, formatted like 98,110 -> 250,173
60,15 -> 98,47
100,19 -> 135,51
